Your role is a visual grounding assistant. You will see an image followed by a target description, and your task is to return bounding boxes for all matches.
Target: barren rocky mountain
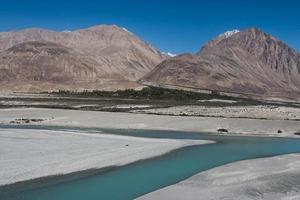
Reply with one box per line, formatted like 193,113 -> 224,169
141,28 -> 300,100
0,41 -> 115,91
0,25 -> 167,91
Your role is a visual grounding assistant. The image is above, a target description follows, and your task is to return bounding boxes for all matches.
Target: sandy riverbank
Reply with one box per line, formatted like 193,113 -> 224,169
137,153 -> 300,200
1,108 -> 300,136
1,107 -> 300,200
0,128 -> 211,186
132,105 -> 300,121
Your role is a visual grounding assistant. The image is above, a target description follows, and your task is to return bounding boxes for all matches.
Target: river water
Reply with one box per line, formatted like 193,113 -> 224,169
1,126 -> 300,200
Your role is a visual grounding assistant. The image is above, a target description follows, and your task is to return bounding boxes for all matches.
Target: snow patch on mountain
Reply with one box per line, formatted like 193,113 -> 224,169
122,27 -> 132,34
219,29 -> 240,38
162,52 -> 177,57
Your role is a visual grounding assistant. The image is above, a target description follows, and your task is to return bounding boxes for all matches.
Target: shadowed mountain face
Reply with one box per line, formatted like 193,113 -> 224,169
141,28 -> 300,100
0,25 -> 167,91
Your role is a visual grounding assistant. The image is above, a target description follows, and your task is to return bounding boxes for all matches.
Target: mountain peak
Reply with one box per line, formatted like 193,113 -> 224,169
199,29 -> 240,53
242,27 -> 269,37
246,27 -> 264,33
145,28 -> 300,100
121,27 -> 132,34
161,52 -> 177,57
218,29 -> 240,38
0,24 -> 167,91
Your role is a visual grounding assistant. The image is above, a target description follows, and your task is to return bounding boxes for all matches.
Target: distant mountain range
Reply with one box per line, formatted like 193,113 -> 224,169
1,25 -> 300,100
142,28 -> 300,100
0,25 -> 167,91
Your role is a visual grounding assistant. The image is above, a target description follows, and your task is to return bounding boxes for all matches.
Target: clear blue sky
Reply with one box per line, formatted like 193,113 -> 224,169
1,0 -> 299,54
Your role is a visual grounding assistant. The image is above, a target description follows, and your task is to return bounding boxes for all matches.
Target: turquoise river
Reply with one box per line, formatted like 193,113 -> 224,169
1,125 -> 300,200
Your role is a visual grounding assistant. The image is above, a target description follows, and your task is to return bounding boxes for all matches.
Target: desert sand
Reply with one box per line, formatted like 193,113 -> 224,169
137,153 -> 300,200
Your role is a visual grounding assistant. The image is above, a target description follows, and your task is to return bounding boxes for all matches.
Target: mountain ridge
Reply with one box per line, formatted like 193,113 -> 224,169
0,25 -> 167,91
141,28 -> 300,100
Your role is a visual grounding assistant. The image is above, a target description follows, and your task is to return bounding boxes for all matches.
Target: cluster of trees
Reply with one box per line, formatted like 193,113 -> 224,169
53,87 -> 225,101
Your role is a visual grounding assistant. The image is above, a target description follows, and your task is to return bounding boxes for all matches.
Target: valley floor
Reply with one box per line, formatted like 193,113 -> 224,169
1,108 -> 300,200
1,108 -> 300,136
132,104 -> 300,121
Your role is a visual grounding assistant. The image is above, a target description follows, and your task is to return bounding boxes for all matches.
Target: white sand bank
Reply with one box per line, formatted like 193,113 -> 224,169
137,154 -> 300,200
1,108 -> 300,136
198,99 -> 238,103
133,105 -> 300,121
0,128 -> 211,186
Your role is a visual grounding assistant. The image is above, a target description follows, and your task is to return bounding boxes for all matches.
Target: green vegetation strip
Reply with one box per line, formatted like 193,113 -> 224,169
51,87 -> 246,101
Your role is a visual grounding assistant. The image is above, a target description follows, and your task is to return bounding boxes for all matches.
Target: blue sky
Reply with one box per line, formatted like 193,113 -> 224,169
0,0 -> 299,54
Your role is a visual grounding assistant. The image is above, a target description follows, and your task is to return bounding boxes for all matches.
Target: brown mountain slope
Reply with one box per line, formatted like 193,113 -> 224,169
0,41 -> 120,91
0,25 -> 167,91
141,28 -> 300,100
